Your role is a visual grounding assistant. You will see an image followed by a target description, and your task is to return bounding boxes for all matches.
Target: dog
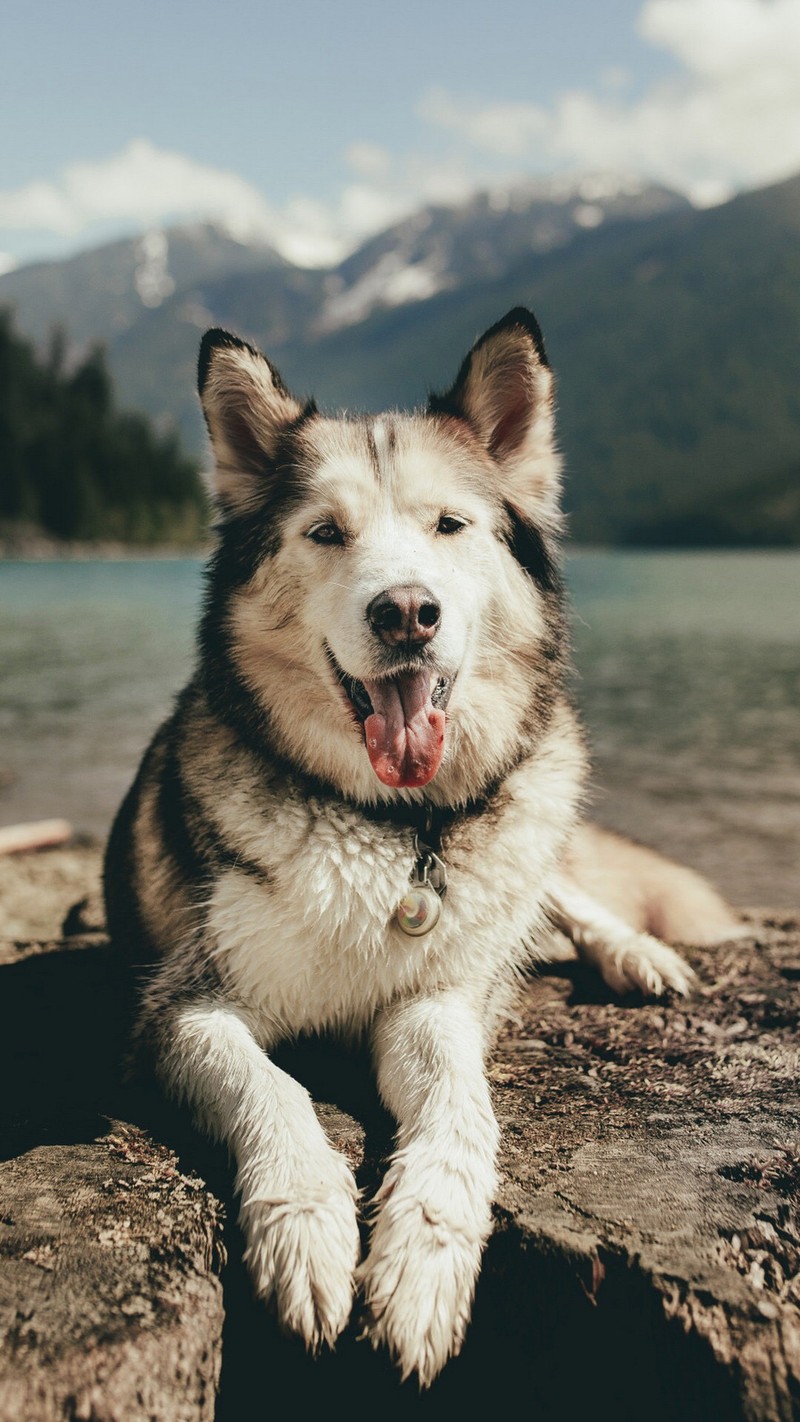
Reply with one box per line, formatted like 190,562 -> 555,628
104,308 -> 739,1386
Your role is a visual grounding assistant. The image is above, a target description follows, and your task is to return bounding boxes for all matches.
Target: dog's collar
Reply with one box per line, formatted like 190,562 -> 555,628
268,744 -> 518,849
285,762 -> 516,845
353,794 -> 490,850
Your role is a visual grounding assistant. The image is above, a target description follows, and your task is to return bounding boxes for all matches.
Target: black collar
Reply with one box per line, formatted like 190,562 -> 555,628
257,733 -> 517,852
282,765 -> 507,851
352,793 -> 493,849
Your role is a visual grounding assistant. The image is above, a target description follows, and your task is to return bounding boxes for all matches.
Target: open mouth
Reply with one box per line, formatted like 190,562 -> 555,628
326,647 -> 453,789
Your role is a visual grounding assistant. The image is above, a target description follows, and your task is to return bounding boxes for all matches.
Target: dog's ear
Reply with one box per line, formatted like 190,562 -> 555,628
429,308 -> 560,524
198,329 -> 311,516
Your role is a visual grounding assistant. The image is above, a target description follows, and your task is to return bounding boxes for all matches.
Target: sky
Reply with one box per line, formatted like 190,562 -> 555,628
1,0 -> 800,272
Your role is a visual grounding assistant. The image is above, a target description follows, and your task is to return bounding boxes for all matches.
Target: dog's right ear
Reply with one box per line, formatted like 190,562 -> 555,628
428,308 -> 560,526
198,329 -> 311,516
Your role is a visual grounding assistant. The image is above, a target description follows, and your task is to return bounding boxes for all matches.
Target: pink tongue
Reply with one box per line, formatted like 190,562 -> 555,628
362,671 -> 446,788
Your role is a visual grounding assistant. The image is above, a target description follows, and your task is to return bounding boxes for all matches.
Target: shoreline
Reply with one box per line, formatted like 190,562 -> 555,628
0,536 -> 212,562
2,537 -> 798,562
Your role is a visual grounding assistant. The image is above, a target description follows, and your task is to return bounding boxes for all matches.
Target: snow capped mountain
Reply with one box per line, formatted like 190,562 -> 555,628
0,171 -> 695,454
0,175 -> 690,352
317,175 -> 690,331
1,168 -> 797,548
0,221 -> 285,353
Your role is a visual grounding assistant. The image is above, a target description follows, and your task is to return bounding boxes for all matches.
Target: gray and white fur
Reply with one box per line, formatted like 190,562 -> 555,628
104,309 -> 739,1386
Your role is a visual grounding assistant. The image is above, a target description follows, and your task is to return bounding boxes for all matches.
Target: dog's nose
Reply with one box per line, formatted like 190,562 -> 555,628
367,585 -> 442,647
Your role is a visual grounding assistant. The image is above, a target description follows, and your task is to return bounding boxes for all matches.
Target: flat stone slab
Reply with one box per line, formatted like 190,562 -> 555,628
489,914 -> 800,1422
0,936 -> 225,1422
1,891 -> 798,1419
0,1128 -> 224,1422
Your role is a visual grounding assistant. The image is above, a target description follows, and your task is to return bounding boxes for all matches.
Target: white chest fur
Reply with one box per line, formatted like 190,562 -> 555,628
206,734 -> 580,1044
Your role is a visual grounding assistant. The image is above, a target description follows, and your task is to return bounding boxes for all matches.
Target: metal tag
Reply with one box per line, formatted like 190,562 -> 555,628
395,882 -> 441,936
395,835 -> 447,937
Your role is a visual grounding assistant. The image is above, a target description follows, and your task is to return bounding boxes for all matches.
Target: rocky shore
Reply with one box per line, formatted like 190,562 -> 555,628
1,847 -> 798,1420
0,533 -> 209,561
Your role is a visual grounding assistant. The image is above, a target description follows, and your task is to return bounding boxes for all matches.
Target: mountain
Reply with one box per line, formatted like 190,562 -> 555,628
107,261 -> 327,454
51,175 -> 690,455
1,173 -> 798,545
256,172 -> 800,545
0,222 -> 285,352
316,175 -> 689,333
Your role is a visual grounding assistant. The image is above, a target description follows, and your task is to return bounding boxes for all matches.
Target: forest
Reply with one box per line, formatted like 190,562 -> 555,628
0,311 -> 204,544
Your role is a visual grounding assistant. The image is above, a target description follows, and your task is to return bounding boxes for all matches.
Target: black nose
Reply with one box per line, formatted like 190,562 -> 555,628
367,585 -> 442,647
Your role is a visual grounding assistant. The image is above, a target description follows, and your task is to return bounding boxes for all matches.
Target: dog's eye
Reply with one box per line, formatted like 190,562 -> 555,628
436,514 -> 467,536
307,522 -> 344,546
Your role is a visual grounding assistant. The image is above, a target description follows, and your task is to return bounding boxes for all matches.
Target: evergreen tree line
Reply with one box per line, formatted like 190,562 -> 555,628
0,310 -> 205,543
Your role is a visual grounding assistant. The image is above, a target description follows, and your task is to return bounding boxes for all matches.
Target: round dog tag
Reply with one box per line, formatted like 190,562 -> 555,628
395,884 -> 441,936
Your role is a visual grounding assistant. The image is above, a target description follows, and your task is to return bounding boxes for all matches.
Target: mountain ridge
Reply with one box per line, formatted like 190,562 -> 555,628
1,172 -> 798,545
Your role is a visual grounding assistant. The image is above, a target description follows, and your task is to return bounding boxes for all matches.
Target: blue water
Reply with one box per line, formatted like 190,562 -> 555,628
1,552 -> 798,905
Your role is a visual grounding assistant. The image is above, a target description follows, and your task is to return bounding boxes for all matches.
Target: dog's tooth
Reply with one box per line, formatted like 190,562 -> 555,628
350,680 -> 374,720
431,677 -> 452,710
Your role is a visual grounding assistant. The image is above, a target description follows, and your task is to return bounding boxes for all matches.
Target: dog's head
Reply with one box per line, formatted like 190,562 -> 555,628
198,309 -> 567,805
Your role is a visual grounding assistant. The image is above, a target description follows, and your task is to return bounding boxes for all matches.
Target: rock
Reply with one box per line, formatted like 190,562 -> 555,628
0,1127 -> 224,1422
0,936 -> 225,1422
487,917 -> 800,1422
1,852 -> 798,1420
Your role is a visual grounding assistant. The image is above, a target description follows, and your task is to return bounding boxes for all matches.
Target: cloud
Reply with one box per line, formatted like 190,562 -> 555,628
421,0 -> 800,205
271,152 -> 483,266
639,0 -> 800,76
344,143 -> 393,180
0,136 -> 467,269
0,139 -> 280,241
419,92 -> 548,158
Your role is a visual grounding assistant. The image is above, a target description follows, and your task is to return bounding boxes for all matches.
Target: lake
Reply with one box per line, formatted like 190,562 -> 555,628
1,551 -> 797,907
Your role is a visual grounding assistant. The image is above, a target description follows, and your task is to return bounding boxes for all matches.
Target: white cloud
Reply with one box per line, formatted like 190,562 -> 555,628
419,91 -> 548,158
422,0 -> 800,204
344,142 -> 393,180
0,180 -> 76,233
639,0 -> 800,76
0,136 -> 467,270
0,139 -> 280,241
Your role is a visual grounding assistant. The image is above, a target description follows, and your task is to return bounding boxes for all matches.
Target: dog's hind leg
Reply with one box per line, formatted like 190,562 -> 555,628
563,824 -> 742,945
360,990 -> 499,1386
159,998 -> 360,1350
546,879 -> 697,997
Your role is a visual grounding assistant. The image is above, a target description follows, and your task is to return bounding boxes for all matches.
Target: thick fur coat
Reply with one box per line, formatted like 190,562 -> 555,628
104,309 -> 737,1385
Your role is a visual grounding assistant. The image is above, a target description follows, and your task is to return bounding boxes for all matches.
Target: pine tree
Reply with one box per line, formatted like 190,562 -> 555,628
0,311 -> 205,543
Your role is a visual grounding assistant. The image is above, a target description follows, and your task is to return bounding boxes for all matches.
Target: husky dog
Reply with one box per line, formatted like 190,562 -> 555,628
104,309 -> 738,1386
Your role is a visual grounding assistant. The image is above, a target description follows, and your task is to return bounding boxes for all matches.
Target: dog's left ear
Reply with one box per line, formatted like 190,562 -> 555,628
198,329 -> 310,516
429,307 -> 560,523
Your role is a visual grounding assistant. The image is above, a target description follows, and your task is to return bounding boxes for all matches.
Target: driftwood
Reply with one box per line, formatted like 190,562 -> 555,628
0,821 -> 73,857
0,877 -> 798,1420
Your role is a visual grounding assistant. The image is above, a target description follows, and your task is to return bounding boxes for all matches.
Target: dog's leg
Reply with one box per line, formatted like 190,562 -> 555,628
547,878 -> 696,996
160,998 -> 360,1350
360,990 -> 499,1386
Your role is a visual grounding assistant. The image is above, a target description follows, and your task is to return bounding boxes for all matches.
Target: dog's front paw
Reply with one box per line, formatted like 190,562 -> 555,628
240,1153 -> 360,1351
592,931 -> 696,997
359,1166 -> 490,1386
